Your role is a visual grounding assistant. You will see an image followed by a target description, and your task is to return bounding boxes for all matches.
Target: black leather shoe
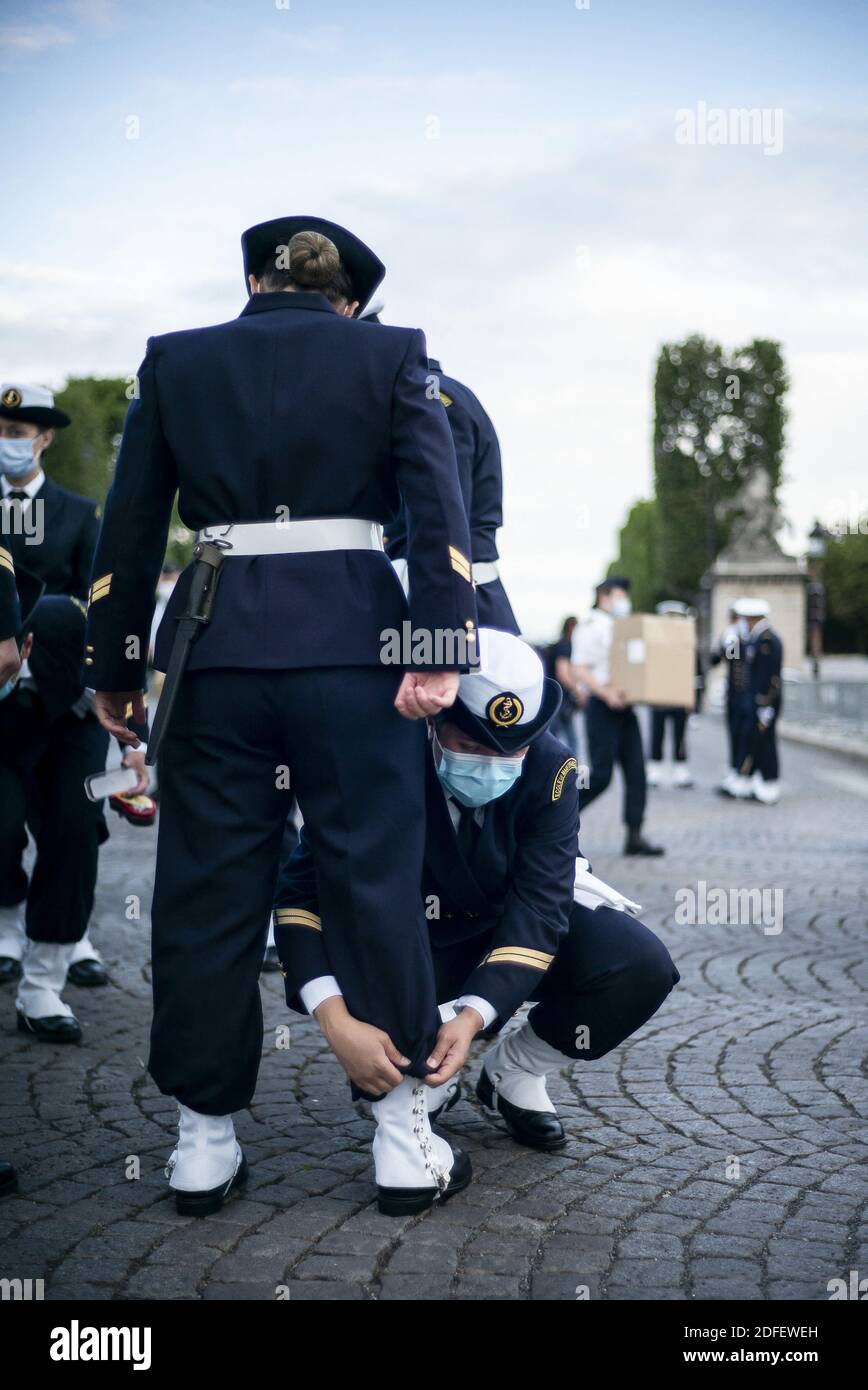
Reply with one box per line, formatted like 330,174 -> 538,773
0,1158 -> 18,1200
624,829 -> 665,856
476,1067 -> 567,1151
174,1154 -> 248,1218
67,958 -> 108,988
261,945 -> 281,974
377,1146 -> 472,1216
16,1011 -> 82,1045
428,1079 -> 462,1124
0,957 -> 22,985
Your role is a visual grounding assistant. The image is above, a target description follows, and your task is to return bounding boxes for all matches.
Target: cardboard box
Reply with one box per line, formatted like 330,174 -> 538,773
610,614 -> 696,708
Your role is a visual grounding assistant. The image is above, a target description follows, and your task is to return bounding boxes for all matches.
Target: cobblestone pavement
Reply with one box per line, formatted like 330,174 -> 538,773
2,715 -> 866,1302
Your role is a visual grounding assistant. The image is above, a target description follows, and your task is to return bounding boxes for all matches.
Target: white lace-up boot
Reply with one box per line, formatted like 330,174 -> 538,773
477,1021 -> 567,1151
373,1076 -> 471,1215
166,1103 -> 246,1216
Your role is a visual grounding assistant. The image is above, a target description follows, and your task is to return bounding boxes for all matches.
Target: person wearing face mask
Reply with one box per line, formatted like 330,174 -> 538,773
571,578 -> 664,856
0,383 -> 111,988
273,628 -> 679,1213
0,567 -> 149,1030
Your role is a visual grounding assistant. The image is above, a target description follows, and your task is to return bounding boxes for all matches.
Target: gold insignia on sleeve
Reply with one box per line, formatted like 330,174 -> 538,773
1,388 -> 22,409
439,392 -> 453,407
88,573 -> 112,605
449,545 -> 471,582
484,946 -> 554,971
274,908 -> 322,932
0,546 -> 13,574
552,757 -> 578,802
487,692 -> 523,727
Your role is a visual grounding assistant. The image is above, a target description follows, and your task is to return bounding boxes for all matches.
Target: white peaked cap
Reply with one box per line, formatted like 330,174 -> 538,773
733,597 -> 770,618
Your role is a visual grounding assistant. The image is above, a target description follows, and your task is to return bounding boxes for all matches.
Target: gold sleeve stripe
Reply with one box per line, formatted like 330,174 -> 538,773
449,546 -> 472,582
89,574 -> 112,603
0,547 -> 13,574
274,908 -> 322,932
439,392 -> 453,407
485,946 -> 555,970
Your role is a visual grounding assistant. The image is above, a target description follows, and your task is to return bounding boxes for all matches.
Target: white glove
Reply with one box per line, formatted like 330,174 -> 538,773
573,857 -> 642,916
756,705 -> 775,728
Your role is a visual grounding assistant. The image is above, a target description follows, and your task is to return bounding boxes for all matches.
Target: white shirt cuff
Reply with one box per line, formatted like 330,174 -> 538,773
455,994 -> 497,1029
299,975 -> 343,1015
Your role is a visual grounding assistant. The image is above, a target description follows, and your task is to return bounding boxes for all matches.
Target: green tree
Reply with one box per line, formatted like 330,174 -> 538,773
822,526 -> 868,653
653,336 -> 787,598
44,375 -> 194,569
608,498 -> 660,612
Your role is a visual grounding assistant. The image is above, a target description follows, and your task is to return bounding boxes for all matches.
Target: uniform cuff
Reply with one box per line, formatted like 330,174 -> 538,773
456,994 -> 497,1029
299,975 -> 343,1015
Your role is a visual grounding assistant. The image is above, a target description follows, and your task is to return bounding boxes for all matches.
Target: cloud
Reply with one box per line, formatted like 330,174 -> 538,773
0,23 -> 73,52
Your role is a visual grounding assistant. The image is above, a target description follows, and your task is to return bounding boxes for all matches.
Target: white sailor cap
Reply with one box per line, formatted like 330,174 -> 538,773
448,628 -> 562,752
359,297 -> 385,322
0,383 -> 70,429
733,597 -> 770,619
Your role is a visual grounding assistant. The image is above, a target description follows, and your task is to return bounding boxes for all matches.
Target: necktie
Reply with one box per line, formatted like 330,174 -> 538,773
456,805 -> 480,861
5,490 -> 28,502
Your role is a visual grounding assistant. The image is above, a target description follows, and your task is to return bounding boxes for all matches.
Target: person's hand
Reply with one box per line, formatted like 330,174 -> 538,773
316,996 -> 409,1094
756,705 -> 775,728
0,638 -> 21,686
424,1007 -> 484,1088
603,685 -> 627,711
122,746 -> 150,794
94,691 -> 146,745
394,670 -> 460,720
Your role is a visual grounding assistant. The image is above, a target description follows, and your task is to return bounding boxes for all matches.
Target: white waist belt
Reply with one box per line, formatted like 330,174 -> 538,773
472,561 -> 499,584
196,518 -> 384,557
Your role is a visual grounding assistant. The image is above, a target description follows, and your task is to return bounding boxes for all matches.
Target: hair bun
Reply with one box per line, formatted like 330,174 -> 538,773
288,230 -> 341,288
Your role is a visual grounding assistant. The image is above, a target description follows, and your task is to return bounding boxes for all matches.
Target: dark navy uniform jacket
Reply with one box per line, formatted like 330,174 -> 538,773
275,731 -> 581,1026
746,623 -> 783,713
0,548 -> 17,640
3,477 -> 99,605
86,294 -> 477,690
386,360 -> 519,634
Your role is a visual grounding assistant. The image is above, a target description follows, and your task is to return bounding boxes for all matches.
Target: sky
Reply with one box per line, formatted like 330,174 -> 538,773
2,0 -> 867,637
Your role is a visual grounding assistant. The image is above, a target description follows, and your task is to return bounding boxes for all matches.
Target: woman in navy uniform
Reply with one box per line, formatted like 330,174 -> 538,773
275,629 -> 679,1213
87,218 -> 477,1214
738,598 -> 783,804
363,306 -> 519,634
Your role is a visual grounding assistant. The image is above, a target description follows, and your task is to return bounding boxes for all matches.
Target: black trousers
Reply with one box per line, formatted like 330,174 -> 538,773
433,903 -> 679,1060
148,666 -> 441,1115
0,700 -> 109,944
580,697 -> 646,829
650,707 -> 688,762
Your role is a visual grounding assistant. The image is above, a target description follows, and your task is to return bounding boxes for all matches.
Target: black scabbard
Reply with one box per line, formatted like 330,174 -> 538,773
145,542 -> 226,767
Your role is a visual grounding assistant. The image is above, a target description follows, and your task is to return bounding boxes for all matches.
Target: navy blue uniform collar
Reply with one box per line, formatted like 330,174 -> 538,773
239,291 -> 338,318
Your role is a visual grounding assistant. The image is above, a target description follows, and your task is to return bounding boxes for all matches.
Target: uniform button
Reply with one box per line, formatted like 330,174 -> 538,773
84,657 -> 94,666
86,644 -> 94,652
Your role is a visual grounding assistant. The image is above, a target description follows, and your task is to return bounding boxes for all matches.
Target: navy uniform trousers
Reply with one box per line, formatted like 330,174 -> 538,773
149,665 -> 441,1116
0,696 -> 109,944
433,904 -> 679,1060
650,706 -> 688,763
581,696 -> 646,829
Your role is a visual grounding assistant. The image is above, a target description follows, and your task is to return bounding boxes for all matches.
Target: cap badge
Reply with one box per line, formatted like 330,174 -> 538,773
487,692 -> 523,727
2,388 -> 22,409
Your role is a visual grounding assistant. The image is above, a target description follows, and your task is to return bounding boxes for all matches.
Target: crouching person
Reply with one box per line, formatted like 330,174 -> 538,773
275,629 -> 680,1213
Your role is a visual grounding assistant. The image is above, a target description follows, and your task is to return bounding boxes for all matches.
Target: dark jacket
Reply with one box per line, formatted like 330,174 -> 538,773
3,476 -> 99,603
86,293 -> 477,689
275,731 -> 581,1025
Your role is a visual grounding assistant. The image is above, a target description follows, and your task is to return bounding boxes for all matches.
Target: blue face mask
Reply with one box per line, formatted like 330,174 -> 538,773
0,437 -> 38,480
433,731 -> 525,808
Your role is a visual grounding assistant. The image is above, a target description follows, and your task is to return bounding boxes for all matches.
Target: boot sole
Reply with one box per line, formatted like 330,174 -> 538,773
377,1153 -> 472,1216
16,1013 -> 82,1045
174,1155 -> 248,1217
